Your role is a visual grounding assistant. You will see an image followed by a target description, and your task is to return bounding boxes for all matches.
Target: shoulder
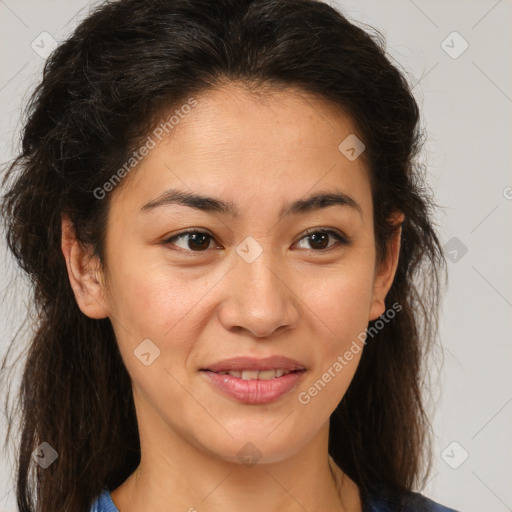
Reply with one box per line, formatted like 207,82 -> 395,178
89,489 -> 119,512
363,485 -> 460,512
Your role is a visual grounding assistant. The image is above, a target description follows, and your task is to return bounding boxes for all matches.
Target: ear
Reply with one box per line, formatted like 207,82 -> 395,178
368,211 -> 404,322
61,214 -> 109,319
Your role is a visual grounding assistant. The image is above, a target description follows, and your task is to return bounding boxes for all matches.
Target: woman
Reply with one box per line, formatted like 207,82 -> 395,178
0,0 -> 458,511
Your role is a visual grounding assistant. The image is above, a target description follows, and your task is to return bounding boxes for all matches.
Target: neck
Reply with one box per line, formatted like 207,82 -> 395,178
110,407 -> 361,512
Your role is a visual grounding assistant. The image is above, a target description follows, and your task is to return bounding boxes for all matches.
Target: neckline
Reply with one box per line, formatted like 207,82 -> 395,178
99,487 -> 378,512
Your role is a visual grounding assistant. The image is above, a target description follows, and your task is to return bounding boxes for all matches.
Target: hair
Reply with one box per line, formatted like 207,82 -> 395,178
0,0 -> 447,511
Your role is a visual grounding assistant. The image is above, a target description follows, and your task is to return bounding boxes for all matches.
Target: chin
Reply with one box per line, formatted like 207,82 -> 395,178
201,432 -> 304,466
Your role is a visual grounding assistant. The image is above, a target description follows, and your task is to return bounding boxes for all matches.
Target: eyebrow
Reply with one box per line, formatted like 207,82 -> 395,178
140,187 -> 363,219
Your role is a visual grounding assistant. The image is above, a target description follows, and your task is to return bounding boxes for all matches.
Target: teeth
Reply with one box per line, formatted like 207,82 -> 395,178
217,370 -> 242,377
242,370 -> 260,380
216,369 -> 293,380
257,370 -> 277,380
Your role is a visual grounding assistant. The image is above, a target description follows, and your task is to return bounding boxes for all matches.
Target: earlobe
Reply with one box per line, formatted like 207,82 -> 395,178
61,215 -> 109,319
368,212 -> 404,322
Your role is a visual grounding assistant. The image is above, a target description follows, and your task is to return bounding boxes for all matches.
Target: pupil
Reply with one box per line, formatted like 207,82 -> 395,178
189,233 -> 209,251
185,232 -> 331,251
310,232 -> 328,250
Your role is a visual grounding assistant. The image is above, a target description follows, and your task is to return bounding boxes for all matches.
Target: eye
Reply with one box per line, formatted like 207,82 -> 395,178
162,227 -> 351,253
294,228 -> 351,251
162,230 -> 217,252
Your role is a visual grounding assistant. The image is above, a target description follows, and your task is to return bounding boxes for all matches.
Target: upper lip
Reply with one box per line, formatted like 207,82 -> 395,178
201,356 -> 306,373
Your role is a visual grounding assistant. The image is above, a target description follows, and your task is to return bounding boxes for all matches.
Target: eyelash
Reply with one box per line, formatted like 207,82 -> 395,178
162,227 -> 351,254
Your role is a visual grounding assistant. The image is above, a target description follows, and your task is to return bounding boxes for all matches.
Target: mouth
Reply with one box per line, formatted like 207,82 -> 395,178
199,356 -> 307,403
200,355 -> 306,374
200,368 -> 305,380
200,368 -> 306,404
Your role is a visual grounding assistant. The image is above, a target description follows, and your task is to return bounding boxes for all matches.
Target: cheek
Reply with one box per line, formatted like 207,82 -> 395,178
107,257 -> 210,335
102,264 -> 198,387
299,264 -> 375,337
295,264 -> 373,401
107,265 -> 202,410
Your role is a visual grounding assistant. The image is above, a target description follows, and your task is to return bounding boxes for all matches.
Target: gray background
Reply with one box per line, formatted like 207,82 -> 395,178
1,1 -> 511,511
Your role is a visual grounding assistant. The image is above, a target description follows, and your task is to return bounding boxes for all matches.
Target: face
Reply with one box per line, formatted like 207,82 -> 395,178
63,84 -> 401,465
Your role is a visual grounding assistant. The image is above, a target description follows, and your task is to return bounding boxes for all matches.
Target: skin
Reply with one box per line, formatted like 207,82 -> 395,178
61,84 -> 403,512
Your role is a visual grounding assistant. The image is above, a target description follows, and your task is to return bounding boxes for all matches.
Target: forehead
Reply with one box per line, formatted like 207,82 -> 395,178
111,83 -> 372,222
167,84 -> 362,159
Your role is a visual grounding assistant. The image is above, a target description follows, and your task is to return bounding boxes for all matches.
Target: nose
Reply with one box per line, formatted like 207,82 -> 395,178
218,247 -> 300,338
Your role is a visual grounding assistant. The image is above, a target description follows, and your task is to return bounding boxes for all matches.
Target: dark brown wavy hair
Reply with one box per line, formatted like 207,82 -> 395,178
0,0 -> 447,511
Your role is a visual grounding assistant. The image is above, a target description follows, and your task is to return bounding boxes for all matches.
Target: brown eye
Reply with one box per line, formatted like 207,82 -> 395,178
295,229 -> 350,251
163,230 -> 215,251
162,228 -> 350,254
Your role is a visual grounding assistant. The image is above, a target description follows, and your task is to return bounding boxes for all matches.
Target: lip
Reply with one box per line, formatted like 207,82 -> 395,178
201,355 -> 306,373
201,369 -> 306,405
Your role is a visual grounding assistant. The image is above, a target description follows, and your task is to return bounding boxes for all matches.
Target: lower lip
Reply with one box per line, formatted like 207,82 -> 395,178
201,370 -> 305,405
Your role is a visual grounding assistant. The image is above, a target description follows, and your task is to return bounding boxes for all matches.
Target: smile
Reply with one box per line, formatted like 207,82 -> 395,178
214,369 -> 296,379
201,369 -> 306,404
